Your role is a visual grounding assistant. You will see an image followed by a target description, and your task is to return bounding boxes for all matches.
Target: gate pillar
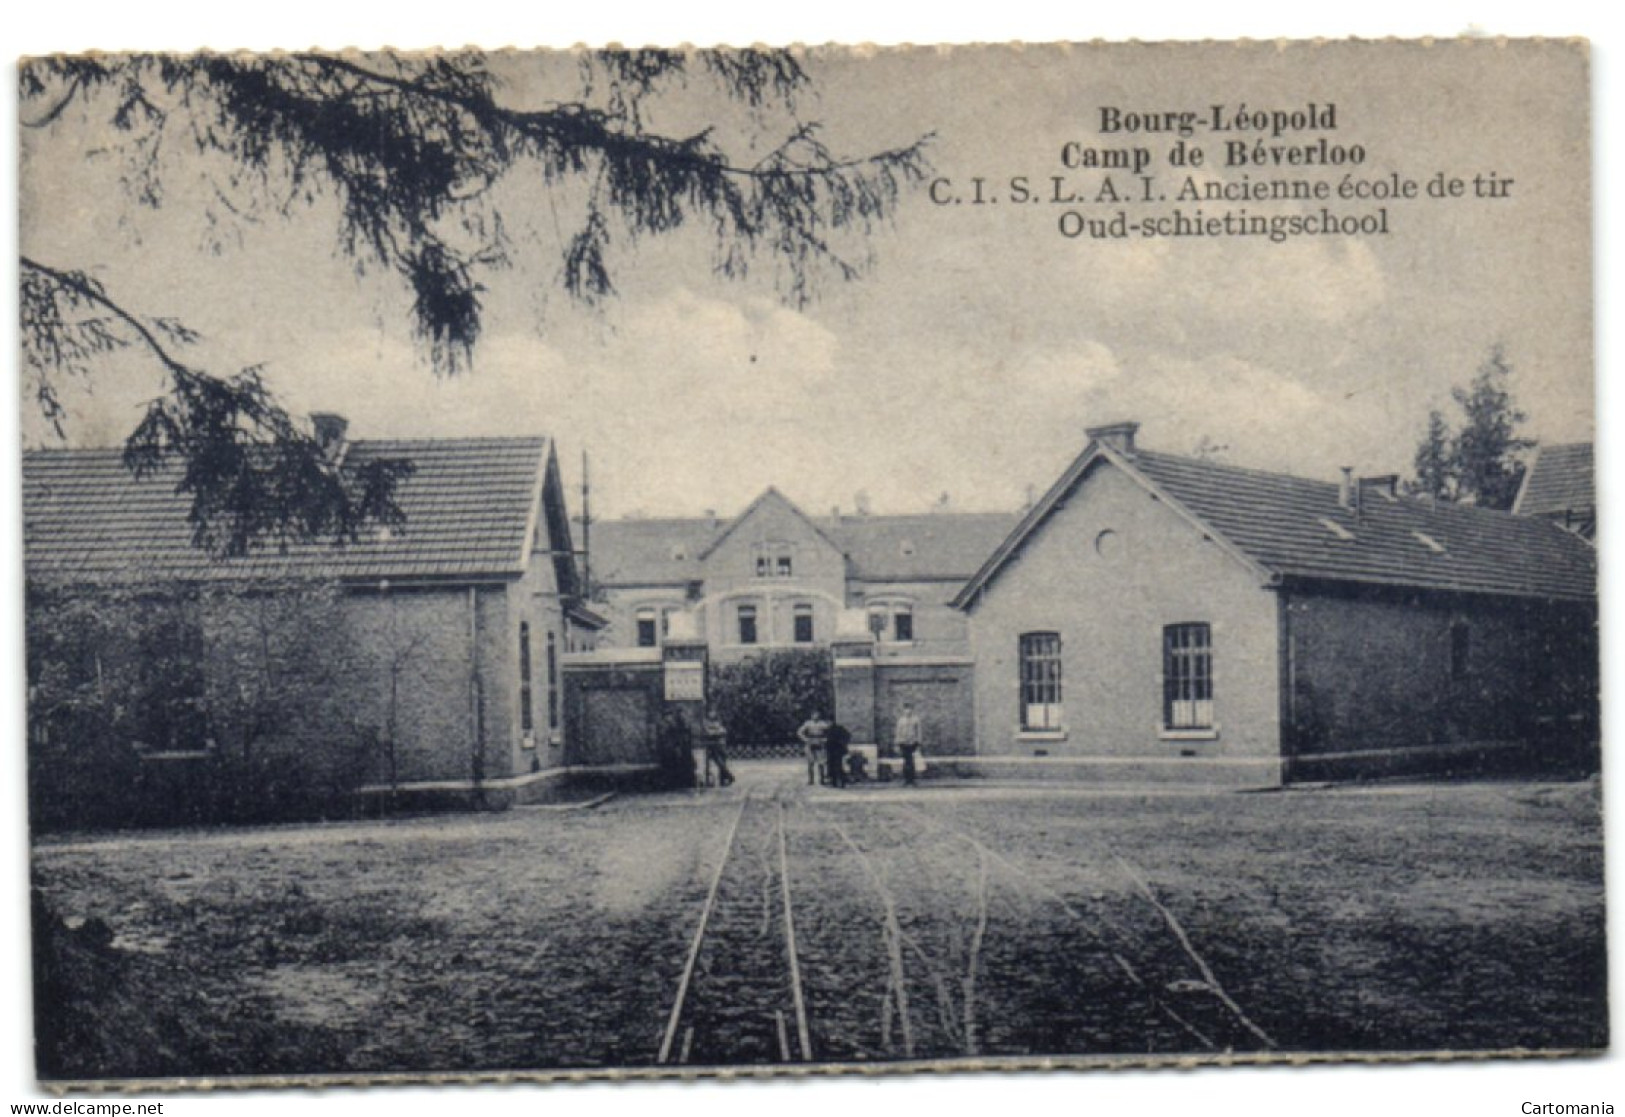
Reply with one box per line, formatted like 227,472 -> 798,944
831,608 -> 878,748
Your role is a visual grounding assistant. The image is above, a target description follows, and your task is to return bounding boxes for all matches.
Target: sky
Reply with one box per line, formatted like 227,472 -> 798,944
18,40 -> 1593,521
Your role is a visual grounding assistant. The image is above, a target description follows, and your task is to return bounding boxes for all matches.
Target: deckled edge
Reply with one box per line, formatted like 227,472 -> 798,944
17,37 -> 1593,66
40,1046 -> 1607,1095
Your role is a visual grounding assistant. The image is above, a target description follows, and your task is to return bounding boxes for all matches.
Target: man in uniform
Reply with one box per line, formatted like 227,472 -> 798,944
796,710 -> 831,785
824,720 -> 852,789
893,701 -> 924,786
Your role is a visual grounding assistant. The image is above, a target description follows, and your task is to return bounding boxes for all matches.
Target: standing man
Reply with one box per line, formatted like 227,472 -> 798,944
893,701 -> 924,786
701,707 -> 736,787
825,720 -> 852,789
797,709 -> 831,786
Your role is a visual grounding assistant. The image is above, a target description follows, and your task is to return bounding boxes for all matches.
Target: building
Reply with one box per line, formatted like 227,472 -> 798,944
952,422 -> 1598,785
1513,441 -> 1595,539
23,418 -> 608,811
586,487 -> 1018,659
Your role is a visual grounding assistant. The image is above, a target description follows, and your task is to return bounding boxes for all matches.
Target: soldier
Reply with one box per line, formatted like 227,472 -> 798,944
796,710 -> 831,785
893,701 -> 924,786
825,720 -> 852,789
701,707 -> 735,787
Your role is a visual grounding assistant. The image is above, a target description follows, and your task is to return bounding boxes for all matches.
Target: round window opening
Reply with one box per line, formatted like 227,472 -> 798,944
1094,529 -> 1120,559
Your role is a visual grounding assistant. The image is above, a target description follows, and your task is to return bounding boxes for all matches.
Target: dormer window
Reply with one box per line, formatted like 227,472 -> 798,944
671,544 -> 688,561
900,538 -> 916,557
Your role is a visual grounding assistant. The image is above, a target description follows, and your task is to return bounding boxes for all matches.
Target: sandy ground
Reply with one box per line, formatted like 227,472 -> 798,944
30,765 -> 1607,1079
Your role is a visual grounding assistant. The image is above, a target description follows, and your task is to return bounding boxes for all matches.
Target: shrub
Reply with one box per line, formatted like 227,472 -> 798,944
709,649 -> 833,744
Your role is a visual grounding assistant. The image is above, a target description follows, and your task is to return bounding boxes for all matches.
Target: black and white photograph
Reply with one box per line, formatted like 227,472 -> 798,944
5,22 -> 1614,1105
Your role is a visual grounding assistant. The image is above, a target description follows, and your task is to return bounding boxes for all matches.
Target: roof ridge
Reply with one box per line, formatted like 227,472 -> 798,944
1138,448 -> 1560,527
1134,448 -> 1341,490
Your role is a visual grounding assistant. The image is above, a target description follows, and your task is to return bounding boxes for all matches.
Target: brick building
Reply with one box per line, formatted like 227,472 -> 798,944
23,420 -> 608,808
586,487 -> 1017,659
953,422 -> 1598,785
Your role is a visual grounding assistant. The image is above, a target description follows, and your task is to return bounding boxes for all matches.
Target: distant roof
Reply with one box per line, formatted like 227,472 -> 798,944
956,444 -> 1597,607
587,500 -> 1020,586
827,512 -> 1020,581
1513,442 -> 1594,519
24,437 -> 553,584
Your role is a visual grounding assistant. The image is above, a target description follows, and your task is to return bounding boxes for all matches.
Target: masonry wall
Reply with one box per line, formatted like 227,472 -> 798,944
1283,585 -> 1598,776
964,461 -> 1281,781
506,550 -> 570,776
340,585 -> 500,786
560,656 -> 665,768
872,658 -> 976,756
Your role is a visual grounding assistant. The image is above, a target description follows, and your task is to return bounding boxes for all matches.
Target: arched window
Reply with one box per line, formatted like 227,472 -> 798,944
1019,631 -> 1063,730
519,622 -> 534,736
867,598 -> 916,643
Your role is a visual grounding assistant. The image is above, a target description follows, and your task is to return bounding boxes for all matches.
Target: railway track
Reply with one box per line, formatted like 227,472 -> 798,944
655,779 -> 1271,1064
897,803 -> 1276,1053
657,788 -> 813,1066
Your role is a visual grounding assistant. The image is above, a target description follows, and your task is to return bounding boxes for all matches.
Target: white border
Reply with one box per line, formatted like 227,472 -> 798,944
4,5 -> 1618,1116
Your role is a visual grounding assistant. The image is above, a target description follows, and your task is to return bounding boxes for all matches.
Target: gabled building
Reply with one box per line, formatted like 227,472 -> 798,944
23,418 -> 606,807
587,487 -> 1018,659
953,422 -> 1598,784
1513,441 -> 1595,539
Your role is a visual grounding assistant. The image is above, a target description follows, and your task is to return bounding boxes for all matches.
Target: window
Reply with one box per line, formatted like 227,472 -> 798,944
1019,632 -> 1063,730
867,601 -> 915,643
1450,622 -> 1470,680
892,605 -> 914,643
868,606 -> 888,639
753,542 -> 794,578
737,604 -> 758,645
660,607 -> 675,639
793,602 -> 815,644
519,623 -> 534,735
1163,623 -> 1213,730
636,607 -> 657,648
546,631 -> 559,732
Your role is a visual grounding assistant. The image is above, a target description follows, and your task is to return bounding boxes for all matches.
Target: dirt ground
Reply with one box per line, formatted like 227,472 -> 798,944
30,766 -> 1607,1080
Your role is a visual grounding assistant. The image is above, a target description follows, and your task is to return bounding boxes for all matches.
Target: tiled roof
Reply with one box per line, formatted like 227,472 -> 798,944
957,445 -> 1596,606
586,505 -> 1019,586
586,517 -> 723,585
23,437 -> 551,584
828,512 -> 1021,581
1513,442 -> 1594,518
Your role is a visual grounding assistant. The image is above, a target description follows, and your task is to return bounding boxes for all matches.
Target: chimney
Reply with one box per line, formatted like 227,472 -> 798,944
312,412 -> 349,460
1338,467 -> 1355,511
1086,421 -> 1139,456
